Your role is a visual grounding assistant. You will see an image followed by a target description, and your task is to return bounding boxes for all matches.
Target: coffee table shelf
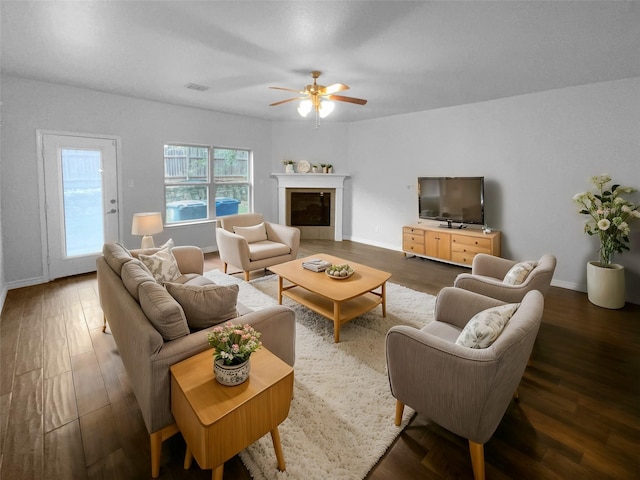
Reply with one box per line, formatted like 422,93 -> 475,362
283,286 -> 383,325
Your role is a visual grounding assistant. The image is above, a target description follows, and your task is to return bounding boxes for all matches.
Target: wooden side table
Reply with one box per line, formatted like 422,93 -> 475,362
170,347 -> 294,480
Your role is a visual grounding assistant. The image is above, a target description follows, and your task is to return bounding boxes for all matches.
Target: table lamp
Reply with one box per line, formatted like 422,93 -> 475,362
131,212 -> 163,248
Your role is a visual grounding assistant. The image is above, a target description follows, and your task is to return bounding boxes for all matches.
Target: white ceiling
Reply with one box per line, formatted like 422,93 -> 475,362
2,1 -> 639,123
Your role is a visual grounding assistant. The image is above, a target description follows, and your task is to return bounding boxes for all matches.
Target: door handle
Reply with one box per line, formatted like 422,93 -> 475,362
106,209 -> 117,214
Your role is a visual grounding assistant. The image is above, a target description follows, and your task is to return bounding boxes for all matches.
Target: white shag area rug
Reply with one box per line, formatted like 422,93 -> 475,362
204,270 -> 436,480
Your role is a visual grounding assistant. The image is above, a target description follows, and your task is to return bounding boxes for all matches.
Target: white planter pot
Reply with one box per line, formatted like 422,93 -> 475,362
214,358 -> 251,386
586,261 -> 625,309
285,164 -> 294,173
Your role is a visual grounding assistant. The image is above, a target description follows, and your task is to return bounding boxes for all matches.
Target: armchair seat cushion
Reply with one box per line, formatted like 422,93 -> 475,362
422,321 -> 462,343
248,240 -> 291,261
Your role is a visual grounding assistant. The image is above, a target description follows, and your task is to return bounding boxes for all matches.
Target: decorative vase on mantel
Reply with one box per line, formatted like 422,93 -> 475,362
214,357 -> 251,386
285,164 -> 294,173
586,261 -> 625,309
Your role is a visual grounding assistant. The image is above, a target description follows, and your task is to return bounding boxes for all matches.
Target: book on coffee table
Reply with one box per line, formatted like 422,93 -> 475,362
302,258 -> 331,272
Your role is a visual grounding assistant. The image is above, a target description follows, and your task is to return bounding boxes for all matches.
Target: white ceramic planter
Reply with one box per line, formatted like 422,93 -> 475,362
586,261 -> 625,309
214,358 -> 251,386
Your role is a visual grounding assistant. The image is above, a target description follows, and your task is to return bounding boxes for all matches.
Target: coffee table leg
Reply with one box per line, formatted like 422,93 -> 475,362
270,427 -> 286,472
333,302 -> 341,343
212,464 -> 223,480
277,276 -> 283,304
381,282 -> 387,317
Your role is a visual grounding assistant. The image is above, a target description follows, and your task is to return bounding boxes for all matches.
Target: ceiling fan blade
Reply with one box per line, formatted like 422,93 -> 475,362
323,83 -> 349,95
327,94 -> 367,105
269,86 -> 305,94
270,97 -> 305,107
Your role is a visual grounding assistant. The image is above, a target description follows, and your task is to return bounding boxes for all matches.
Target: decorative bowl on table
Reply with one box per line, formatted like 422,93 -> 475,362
325,264 -> 355,280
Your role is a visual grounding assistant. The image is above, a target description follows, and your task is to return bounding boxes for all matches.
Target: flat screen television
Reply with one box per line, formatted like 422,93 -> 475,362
418,176 -> 485,227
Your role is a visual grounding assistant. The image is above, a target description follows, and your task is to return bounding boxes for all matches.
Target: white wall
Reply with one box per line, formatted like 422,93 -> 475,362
0,76 -> 273,286
346,77 -> 640,303
2,75 -> 639,304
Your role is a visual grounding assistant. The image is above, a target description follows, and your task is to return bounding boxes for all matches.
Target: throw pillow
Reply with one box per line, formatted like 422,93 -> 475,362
503,261 -> 536,285
138,281 -> 189,341
233,223 -> 268,243
134,238 -> 175,257
138,247 -> 181,284
455,303 -> 519,349
165,282 -> 240,330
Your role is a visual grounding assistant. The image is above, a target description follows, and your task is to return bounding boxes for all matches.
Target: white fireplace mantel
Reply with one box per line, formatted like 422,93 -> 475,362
272,173 -> 349,241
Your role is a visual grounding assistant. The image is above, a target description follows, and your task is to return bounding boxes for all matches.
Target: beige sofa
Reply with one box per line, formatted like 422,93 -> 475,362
96,242 -> 295,478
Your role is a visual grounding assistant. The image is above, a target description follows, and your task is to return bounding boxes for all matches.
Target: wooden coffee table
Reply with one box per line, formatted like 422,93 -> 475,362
170,347 -> 293,480
269,254 -> 392,343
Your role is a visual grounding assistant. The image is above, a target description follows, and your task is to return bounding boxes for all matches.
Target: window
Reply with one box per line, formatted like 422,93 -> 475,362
213,147 -> 251,217
164,144 -> 251,224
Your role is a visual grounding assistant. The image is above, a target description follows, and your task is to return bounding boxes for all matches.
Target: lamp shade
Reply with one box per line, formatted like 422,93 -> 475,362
318,100 -> 334,118
297,99 -> 312,117
132,212 -> 163,236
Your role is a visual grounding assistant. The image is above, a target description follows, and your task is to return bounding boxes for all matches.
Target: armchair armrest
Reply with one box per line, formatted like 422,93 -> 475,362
171,246 -> 204,275
266,222 -> 300,250
215,228 -> 251,270
435,287 -> 506,330
471,254 -> 516,279
386,325 -> 499,442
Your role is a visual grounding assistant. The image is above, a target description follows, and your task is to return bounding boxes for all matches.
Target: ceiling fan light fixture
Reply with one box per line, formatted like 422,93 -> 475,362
318,100 -> 334,118
297,99 -> 312,117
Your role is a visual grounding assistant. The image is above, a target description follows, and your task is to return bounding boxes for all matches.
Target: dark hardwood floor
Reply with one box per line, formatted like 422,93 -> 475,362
1,239 -> 638,479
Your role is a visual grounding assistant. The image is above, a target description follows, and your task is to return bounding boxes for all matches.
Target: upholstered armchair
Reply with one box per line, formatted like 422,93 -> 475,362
216,213 -> 300,281
454,253 -> 557,303
386,287 -> 544,480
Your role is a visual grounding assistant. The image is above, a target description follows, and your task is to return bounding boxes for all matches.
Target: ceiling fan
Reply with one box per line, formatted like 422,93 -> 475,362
269,71 -> 367,123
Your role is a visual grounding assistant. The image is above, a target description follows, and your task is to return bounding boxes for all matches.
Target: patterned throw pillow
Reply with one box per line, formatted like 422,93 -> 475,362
503,261 -> 536,285
138,246 -> 181,284
455,303 -> 519,349
165,282 -> 240,330
233,223 -> 268,243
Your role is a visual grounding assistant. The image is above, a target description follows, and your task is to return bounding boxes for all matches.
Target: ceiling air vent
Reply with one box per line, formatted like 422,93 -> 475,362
184,83 -> 209,92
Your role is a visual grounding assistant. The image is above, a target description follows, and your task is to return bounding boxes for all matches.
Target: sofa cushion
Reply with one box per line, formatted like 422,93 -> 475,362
138,281 -> 189,340
121,259 -> 156,301
138,246 -> 182,284
248,240 -> 291,261
166,282 -> 240,330
233,222 -> 268,243
455,303 -> 519,349
103,242 -> 133,276
503,261 -> 536,285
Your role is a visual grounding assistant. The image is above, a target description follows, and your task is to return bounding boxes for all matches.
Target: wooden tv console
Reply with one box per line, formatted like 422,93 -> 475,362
402,224 -> 501,267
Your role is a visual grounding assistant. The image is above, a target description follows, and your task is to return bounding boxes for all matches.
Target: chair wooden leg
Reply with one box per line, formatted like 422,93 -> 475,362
102,315 -> 107,333
513,389 -> 519,400
394,400 -> 405,426
244,271 -> 250,281
223,262 -> 228,273
468,440 -> 485,480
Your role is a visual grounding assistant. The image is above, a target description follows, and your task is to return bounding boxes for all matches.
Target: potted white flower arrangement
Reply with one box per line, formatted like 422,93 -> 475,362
207,322 -> 262,385
573,174 -> 639,308
282,160 -> 295,173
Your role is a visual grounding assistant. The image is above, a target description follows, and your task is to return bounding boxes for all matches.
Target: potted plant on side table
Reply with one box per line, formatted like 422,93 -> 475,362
207,322 -> 262,385
573,174 -> 639,309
